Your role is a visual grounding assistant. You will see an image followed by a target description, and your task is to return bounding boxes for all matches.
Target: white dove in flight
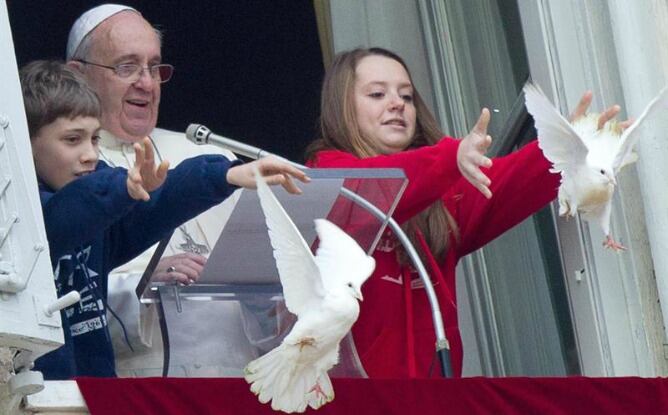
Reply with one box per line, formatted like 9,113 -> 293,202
524,82 -> 668,250
244,166 -> 375,413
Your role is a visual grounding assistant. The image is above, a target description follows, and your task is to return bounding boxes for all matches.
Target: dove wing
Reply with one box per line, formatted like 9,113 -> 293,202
312,219 -> 375,292
255,167 -> 325,317
613,85 -> 668,172
524,82 -> 589,172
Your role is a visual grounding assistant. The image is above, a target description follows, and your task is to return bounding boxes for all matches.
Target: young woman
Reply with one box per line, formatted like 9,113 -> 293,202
306,47 -> 626,378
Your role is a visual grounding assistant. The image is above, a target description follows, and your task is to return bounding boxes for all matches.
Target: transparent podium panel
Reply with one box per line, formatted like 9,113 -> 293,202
138,168 -> 407,377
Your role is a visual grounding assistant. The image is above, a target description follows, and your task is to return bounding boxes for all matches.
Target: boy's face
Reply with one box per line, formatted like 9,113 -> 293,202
31,116 -> 101,190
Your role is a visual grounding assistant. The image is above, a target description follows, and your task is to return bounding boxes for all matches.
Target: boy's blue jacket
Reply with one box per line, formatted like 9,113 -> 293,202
34,155 -> 240,379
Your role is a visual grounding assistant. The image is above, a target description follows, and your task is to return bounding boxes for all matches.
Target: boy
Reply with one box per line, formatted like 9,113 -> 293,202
20,60 -> 307,379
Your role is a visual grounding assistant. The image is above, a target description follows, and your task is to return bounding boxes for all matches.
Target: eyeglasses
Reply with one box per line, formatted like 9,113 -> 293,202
76,60 -> 174,83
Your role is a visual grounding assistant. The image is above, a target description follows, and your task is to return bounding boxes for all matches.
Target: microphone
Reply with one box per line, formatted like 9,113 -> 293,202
186,124 -> 302,167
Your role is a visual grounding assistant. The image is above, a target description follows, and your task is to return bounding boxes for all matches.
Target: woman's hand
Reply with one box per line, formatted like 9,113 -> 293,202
457,108 -> 493,199
570,90 -> 634,129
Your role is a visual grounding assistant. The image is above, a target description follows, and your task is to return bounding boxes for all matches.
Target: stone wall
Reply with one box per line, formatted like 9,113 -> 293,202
0,347 -> 13,383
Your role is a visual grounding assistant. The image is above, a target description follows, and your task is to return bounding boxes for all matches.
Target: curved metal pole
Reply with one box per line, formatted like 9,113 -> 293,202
337,187 -> 452,377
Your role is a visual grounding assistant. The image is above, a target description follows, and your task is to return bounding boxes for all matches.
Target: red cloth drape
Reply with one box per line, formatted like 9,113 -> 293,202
76,376 -> 668,414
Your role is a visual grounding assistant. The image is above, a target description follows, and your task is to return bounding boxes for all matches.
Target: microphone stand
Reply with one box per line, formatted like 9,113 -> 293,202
187,124 -> 452,378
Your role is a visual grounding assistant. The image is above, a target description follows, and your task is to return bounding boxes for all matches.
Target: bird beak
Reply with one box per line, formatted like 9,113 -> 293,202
610,176 -> 617,186
355,290 -> 364,302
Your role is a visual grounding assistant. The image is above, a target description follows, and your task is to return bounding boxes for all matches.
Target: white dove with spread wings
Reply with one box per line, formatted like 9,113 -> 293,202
524,82 -> 668,250
244,167 -> 375,413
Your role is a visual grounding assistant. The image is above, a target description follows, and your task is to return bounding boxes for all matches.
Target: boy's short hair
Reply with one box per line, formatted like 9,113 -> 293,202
20,60 -> 101,138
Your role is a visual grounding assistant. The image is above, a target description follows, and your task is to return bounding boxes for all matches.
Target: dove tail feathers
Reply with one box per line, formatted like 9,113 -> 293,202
245,344 -> 327,413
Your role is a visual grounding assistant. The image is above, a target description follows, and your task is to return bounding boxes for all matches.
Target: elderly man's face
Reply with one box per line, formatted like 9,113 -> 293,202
84,12 -> 162,142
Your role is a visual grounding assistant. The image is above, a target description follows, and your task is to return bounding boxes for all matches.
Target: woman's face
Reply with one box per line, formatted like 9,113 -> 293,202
353,55 -> 417,154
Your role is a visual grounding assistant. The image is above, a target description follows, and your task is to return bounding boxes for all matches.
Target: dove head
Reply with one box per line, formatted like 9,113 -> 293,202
344,255 -> 374,302
591,165 -> 617,186
313,219 -> 376,301
346,280 -> 365,301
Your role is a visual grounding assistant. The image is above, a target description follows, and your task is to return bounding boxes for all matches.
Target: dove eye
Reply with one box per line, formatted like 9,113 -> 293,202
347,282 -> 353,288
599,169 -> 605,175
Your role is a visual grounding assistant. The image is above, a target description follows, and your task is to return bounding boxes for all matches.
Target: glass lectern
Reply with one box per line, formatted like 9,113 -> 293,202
136,168 -> 407,377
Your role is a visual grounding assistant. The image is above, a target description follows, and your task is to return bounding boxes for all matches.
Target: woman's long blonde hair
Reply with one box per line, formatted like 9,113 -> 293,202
306,47 -> 458,262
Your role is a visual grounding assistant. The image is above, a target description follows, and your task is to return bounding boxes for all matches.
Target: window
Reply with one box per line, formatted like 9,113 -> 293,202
419,0 -> 579,376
